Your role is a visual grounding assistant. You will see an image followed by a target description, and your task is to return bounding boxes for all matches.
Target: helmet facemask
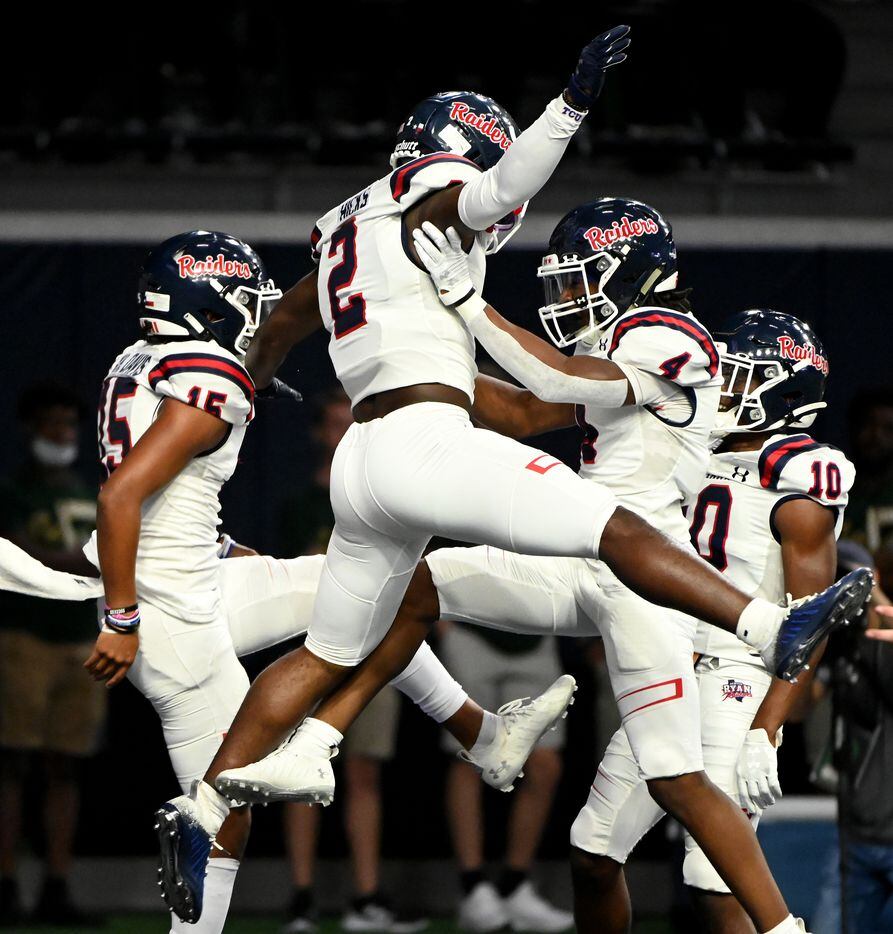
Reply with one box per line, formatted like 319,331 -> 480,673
208,277 -> 283,356
712,349 -> 827,440
537,250 -> 625,348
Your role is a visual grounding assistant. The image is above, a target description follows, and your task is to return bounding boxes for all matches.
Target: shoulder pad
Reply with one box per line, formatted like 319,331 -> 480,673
147,346 -> 254,426
389,153 -> 481,207
607,308 -> 720,386
758,434 -> 854,506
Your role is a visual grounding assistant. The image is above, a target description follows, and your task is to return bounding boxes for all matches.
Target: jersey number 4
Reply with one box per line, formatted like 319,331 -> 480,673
327,218 -> 367,339
689,484 -> 732,571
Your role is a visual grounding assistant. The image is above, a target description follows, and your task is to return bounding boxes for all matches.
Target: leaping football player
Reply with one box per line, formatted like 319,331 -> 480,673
155,32 -> 870,932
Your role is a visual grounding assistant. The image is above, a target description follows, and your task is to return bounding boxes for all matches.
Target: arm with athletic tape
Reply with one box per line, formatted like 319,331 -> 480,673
410,27 -> 630,239
456,96 -> 587,231
413,223 -> 634,407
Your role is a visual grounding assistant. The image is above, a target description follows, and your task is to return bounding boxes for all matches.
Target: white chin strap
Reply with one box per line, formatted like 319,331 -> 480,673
139,317 -> 191,338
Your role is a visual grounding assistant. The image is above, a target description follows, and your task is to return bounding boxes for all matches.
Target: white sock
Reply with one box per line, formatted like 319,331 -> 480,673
290,717 -> 343,757
468,710 -> 500,758
193,780 -> 230,837
762,914 -> 800,934
389,641 -> 468,722
735,598 -> 787,654
170,858 -> 239,934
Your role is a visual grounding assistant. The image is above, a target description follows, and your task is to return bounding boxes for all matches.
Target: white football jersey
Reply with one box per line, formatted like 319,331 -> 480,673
575,306 -> 722,541
691,434 -> 854,664
313,153 -> 488,407
95,338 -> 254,621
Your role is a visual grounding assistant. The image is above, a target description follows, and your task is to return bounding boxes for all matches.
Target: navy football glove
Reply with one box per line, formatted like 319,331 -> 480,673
256,377 -> 303,403
565,25 -> 631,111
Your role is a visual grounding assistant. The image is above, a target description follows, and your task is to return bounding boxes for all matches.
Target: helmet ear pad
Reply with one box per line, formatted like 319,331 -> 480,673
601,245 -> 666,315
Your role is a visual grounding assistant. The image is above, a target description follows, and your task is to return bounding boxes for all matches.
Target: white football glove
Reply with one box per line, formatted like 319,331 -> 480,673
412,222 -> 477,309
736,727 -> 783,815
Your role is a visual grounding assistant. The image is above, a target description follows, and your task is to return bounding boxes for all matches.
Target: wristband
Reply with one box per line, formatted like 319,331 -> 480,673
559,90 -> 589,123
217,534 -> 236,559
453,293 -> 488,326
100,622 -> 135,635
103,604 -> 141,634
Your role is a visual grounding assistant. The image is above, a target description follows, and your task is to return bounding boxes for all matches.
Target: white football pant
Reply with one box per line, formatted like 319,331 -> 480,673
305,402 -> 618,667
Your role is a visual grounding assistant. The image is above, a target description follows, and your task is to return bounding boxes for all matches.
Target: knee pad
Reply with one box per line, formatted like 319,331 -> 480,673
636,742 -> 700,782
683,845 -> 730,894
569,776 -> 663,864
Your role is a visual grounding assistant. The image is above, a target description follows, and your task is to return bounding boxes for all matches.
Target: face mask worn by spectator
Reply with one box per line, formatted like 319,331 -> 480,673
31,437 -> 78,468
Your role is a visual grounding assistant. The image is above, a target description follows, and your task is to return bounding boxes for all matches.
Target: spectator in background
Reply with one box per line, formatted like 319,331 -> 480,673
439,623 -> 573,933
811,542 -> 893,933
843,388 -> 893,550
280,388 -> 426,934
0,383 -> 104,927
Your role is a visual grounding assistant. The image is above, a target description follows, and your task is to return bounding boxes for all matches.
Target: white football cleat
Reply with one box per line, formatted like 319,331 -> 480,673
457,882 -> 509,933
504,881 -> 573,932
214,733 -> 338,806
459,674 -> 577,792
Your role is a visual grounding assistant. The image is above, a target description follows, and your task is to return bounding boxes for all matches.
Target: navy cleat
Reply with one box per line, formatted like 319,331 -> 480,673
154,795 -> 213,924
772,567 -> 873,682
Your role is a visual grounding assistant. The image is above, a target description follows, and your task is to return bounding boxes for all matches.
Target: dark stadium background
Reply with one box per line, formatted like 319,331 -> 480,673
2,0 -> 892,925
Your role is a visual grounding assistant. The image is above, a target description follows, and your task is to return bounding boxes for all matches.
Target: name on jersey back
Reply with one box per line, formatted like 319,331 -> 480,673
339,188 -> 371,223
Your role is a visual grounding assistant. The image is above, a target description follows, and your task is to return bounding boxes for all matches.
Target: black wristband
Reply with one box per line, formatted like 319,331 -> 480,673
446,287 -> 477,309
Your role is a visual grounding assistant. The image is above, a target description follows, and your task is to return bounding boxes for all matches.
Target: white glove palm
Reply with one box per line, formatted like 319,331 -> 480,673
412,222 -> 476,308
736,727 -> 782,815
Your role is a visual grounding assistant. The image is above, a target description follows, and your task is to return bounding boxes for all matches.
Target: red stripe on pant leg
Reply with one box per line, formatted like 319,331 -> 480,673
616,677 -> 684,718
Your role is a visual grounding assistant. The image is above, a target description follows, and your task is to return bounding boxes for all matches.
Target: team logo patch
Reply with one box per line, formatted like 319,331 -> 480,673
176,254 -> 252,280
448,103 -> 513,151
583,216 -> 659,251
777,336 -> 829,374
721,678 -> 753,703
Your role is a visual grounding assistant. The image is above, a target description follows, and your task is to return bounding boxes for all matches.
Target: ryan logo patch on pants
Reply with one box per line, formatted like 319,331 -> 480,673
721,678 -> 753,703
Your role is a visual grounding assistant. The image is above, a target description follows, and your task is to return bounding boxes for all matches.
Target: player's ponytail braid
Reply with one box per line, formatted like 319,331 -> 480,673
652,287 -> 693,315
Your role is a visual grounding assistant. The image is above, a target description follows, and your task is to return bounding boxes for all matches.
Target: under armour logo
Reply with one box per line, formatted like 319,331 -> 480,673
732,466 -> 750,482
598,338 -> 608,352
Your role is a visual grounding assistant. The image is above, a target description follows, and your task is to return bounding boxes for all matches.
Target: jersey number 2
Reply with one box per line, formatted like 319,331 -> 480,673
689,484 -> 732,571
327,218 -> 367,339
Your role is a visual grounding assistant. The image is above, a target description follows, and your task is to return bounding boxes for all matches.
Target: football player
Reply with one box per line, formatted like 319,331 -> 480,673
158,37 -> 869,930
27,229 -> 575,934
569,310 -> 848,934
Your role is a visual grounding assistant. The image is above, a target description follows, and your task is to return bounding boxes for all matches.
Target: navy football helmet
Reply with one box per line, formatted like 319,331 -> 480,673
137,231 -> 282,357
390,91 -> 525,253
538,197 -> 678,347
713,309 -> 828,437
